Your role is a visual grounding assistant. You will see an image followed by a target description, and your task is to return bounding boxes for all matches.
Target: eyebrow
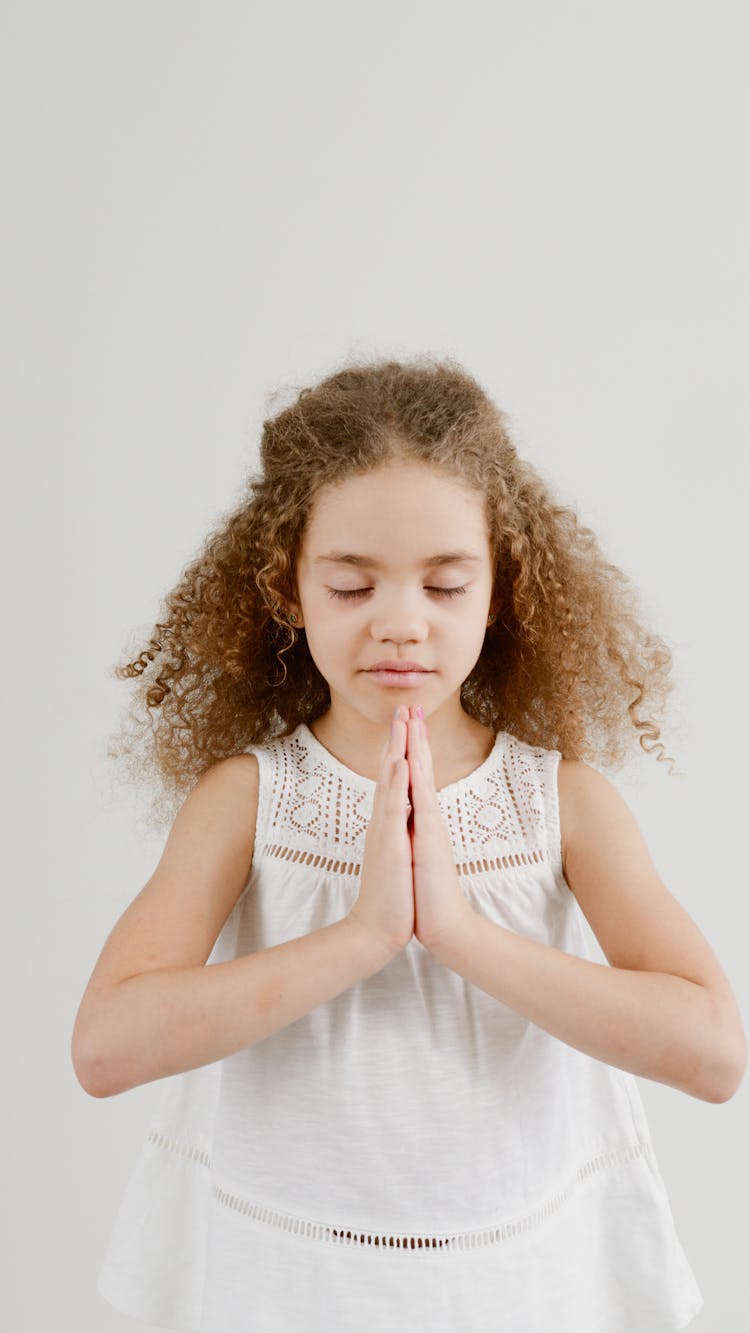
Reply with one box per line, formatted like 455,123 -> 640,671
313,549 -> 482,569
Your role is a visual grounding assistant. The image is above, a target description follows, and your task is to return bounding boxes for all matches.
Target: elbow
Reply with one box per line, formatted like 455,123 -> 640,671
74,1068 -> 109,1099
707,1045 -> 748,1104
71,1037 -> 106,1098
701,1025 -> 748,1104
694,988 -> 748,1104
71,1021 -> 118,1099
72,1056 -> 112,1099
72,1049 -> 123,1099
71,1022 -> 145,1099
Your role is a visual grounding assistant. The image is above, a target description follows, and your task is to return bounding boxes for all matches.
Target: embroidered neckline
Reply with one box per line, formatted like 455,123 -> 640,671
243,724 -> 560,867
299,722 -> 507,800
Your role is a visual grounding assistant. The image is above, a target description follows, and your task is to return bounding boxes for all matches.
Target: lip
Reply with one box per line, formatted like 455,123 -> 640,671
366,661 -> 430,672
365,668 -> 431,688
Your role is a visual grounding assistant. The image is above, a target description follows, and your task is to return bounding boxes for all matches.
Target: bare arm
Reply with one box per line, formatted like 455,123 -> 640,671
431,914 -> 736,1101
429,759 -> 746,1104
71,753 -> 393,1098
77,915 -> 390,1098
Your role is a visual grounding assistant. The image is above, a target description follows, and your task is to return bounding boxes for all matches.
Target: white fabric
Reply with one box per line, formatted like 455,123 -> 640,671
97,722 -> 704,1332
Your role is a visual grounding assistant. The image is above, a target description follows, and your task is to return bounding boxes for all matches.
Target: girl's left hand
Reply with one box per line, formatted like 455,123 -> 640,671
405,706 -> 476,953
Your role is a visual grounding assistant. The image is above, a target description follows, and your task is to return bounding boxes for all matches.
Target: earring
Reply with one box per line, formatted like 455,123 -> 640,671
274,603 -> 300,625
487,612 -> 495,625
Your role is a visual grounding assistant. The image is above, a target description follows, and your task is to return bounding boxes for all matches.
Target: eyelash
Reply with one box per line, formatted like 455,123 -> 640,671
326,586 -> 468,601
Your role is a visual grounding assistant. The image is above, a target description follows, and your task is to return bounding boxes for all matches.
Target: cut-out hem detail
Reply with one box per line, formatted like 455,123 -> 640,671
148,1130 -> 211,1169
146,1128 -> 653,1254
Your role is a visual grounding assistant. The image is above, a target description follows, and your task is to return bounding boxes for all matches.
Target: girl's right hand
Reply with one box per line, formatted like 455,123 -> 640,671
347,704 -> 414,963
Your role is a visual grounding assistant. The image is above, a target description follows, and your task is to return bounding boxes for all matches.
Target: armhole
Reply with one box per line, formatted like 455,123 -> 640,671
542,747 -> 564,879
226,745 -> 269,915
243,742 -> 270,863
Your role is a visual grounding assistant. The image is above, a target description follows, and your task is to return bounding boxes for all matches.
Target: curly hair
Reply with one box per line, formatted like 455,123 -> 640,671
106,352 -> 682,835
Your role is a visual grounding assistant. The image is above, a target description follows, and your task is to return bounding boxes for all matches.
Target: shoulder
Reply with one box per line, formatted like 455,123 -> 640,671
556,755 -> 639,876
556,756 -> 622,880
199,749 -> 260,794
166,752 -> 264,901
188,750 -> 261,837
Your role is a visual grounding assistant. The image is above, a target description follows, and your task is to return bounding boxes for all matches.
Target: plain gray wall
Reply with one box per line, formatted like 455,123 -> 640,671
2,1 -> 748,1328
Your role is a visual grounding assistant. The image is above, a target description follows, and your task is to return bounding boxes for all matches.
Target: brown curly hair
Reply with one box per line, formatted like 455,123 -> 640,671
106,352 -> 682,835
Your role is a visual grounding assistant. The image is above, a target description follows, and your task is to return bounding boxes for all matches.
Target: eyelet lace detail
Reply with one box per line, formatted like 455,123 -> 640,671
147,1129 -> 652,1254
248,725 -> 562,872
261,841 -> 553,879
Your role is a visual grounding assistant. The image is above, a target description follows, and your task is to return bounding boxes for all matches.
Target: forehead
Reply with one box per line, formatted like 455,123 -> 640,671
300,465 -> 490,565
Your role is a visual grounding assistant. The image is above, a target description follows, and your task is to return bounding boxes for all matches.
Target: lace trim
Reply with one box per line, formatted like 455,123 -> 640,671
247,728 -> 563,869
259,841 -> 552,879
146,1128 -> 652,1254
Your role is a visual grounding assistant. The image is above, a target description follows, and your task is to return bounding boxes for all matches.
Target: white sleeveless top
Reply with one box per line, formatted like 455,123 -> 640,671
97,722 -> 704,1332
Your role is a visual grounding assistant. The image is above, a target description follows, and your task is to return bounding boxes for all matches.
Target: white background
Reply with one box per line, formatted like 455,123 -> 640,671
1,1 -> 748,1328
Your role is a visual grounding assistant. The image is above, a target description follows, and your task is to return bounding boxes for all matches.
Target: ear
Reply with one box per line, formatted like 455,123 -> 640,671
274,603 -> 303,627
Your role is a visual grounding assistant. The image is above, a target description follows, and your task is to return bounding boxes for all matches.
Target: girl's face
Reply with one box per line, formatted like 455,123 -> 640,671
295,461 -> 496,732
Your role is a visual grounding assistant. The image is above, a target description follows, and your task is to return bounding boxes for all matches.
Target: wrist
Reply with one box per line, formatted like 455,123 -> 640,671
424,903 -> 480,969
340,912 -> 402,972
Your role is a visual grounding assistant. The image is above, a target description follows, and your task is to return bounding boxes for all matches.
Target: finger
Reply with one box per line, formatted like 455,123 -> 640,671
406,720 -> 421,780
416,710 -> 433,777
385,705 -> 405,754
392,715 -> 412,811
379,716 -> 403,792
415,706 -> 428,746
402,752 -> 414,819
389,709 -> 407,772
407,718 -> 431,791
387,755 -> 410,818
407,712 -> 422,762
378,710 -> 408,809
396,709 -> 407,762
409,706 -> 425,741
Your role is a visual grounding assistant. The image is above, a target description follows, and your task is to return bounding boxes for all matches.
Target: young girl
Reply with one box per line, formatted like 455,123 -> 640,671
73,355 -> 745,1332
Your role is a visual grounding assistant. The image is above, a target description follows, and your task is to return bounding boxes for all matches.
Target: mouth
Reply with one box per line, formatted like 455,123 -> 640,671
365,669 -> 431,687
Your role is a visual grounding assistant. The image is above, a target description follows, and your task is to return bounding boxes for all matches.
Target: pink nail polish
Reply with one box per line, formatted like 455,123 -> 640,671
416,706 -> 424,720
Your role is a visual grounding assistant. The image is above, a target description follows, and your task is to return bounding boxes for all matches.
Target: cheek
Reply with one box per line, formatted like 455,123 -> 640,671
308,617 -> 355,658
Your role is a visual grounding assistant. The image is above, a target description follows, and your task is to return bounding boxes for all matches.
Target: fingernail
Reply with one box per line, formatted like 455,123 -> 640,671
416,706 -> 424,720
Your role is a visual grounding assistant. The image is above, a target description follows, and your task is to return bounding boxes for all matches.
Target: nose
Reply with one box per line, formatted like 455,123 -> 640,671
367,591 -> 428,642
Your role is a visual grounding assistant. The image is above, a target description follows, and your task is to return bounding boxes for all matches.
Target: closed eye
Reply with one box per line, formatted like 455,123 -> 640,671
326,586 -> 468,601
